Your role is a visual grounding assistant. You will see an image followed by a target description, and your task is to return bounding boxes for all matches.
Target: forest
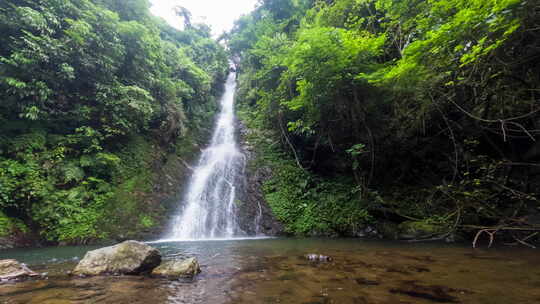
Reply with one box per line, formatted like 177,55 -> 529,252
0,0 -> 539,247
2,1 -> 540,303
228,0 -> 540,244
0,0 -> 228,244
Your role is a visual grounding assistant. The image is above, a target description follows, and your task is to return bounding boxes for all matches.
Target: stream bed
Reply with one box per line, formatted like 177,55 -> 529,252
1,238 -> 539,304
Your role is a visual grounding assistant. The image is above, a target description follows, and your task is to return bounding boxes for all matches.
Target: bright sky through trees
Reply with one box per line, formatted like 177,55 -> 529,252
150,0 -> 258,36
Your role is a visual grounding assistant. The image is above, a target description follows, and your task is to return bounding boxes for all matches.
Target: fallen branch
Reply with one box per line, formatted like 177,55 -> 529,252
472,228 -> 498,248
504,232 -> 539,249
463,225 -> 540,248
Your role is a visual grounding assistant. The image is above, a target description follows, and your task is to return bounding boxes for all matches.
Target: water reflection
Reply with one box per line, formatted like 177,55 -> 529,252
1,238 -> 540,303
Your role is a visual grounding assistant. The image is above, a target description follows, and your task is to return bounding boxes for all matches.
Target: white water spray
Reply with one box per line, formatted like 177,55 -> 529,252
166,72 -> 246,240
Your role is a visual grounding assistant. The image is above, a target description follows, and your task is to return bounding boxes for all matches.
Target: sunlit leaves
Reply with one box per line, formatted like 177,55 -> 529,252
64,18 -> 92,45
230,0 -> 537,237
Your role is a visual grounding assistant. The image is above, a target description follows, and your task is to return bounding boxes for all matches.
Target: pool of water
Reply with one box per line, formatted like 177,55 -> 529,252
1,238 -> 540,303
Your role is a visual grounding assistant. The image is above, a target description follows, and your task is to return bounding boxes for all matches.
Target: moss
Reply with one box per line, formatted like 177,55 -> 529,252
140,215 -> 155,228
234,199 -> 243,207
398,220 -> 445,239
0,213 -> 9,237
239,108 -> 372,236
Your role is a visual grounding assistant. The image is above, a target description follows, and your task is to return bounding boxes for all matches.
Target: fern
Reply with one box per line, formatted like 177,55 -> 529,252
61,161 -> 85,183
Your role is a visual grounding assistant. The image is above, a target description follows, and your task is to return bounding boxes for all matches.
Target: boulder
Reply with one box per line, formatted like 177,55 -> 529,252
73,240 -> 161,276
151,257 -> 201,278
0,259 -> 38,281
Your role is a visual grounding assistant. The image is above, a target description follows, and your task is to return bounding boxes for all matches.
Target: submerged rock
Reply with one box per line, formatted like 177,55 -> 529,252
389,281 -> 464,303
304,254 -> 332,262
73,240 -> 161,276
0,259 -> 38,282
151,257 -> 201,278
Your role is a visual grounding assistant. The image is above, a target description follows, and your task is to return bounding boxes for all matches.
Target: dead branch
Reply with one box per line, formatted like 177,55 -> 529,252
473,228 -> 499,248
504,232 -> 539,249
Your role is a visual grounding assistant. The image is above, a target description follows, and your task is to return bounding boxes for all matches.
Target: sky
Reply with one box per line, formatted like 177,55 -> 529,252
150,0 -> 258,36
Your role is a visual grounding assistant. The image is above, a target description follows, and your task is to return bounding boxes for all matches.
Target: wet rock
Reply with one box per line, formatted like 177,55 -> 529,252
235,121 -> 285,236
73,240 -> 161,276
376,221 -> 399,240
390,281 -> 461,303
408,266 -> 430,273
151,257 -> 201,278
352,297 -> 369,304
304,254 -> 332,262
402,255 -> 436,263
386,267 -> 411,275
0,259 -> 39,281
353,225 -> 380,238
464,253 -> 507,261
354,278 -> 379,286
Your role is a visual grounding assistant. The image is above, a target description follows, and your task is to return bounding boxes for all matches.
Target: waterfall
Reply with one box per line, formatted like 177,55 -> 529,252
167,72 -> 246,240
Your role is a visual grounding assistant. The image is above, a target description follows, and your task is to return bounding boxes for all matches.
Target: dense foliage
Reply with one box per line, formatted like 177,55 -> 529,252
230,0 -> 540,241
0,0 -> 228,243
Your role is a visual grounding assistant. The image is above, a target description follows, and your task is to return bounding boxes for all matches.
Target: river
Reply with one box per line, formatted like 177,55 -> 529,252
1,238 -> 540,303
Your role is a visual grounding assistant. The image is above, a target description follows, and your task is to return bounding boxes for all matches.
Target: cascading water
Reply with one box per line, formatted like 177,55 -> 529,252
167,72 -> 246,240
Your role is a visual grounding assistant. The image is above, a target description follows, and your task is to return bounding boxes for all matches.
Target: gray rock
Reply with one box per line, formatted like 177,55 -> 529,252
73,240 -> 161,276
304,254 -> 332,262
235,121 -> 285,236
353,225 -> 380,238
0,259 -> 38,281
151,257 -> 201,278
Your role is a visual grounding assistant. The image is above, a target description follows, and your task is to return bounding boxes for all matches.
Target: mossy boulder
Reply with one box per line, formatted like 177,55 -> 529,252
73,240 -> 161,276
151,257 -> 201,278
398,221 -> 444,240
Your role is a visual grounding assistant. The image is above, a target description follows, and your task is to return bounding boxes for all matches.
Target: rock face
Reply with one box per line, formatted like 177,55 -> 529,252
73,240 -> 161,276
235,121 -> 285,235
151,257 -> 201,278
0,259 -> 38,281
